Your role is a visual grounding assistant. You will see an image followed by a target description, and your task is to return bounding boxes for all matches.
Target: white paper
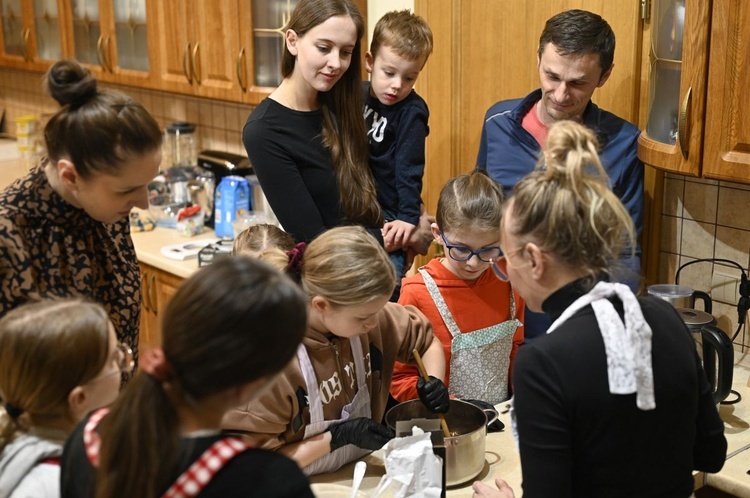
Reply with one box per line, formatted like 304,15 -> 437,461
380,427 -> 443,498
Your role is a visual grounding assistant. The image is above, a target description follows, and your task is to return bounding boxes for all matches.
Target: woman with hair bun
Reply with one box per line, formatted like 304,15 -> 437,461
472,120 -> 726,498
0,59 -> 163,363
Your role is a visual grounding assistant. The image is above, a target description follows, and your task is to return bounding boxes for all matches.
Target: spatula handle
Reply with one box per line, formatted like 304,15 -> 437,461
412,349 -> 451,438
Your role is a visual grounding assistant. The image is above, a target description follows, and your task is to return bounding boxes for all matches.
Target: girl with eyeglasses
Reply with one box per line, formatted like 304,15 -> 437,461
473,120 -> 726,498
0,299 -> 127,498
60,258 -> 313,498
223,226 -> 447,476
390,170 -> 525,412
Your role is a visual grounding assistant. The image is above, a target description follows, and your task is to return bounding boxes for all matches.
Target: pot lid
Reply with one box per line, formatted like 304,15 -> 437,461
677,308 -> 715,326
647,284 -> 694,299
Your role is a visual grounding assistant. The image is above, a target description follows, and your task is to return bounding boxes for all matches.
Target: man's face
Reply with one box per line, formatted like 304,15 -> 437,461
536,43 -> 612,126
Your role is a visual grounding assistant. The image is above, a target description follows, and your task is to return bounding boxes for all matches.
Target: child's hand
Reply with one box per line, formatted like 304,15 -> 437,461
382,220 -> 416,251
405,209 -> 435,255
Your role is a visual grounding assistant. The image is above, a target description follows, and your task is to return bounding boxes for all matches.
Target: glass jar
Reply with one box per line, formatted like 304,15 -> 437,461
163,122 -> 198,169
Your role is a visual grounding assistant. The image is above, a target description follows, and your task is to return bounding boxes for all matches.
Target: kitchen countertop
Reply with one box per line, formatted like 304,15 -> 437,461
311,353 -> 750,497
130,222 -> 220,279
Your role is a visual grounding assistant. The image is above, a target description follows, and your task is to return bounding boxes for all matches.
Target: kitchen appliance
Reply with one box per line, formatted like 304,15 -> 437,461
385,399 -> 498,487
164,122 -> 198,168
648,284 -> 734,404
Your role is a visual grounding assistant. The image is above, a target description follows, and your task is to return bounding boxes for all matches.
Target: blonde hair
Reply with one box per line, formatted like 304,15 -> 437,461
436,170 -> 504,234
232,224 -> 295,257
506,120 -> 635,280
0,299 -> 110,451
301,226 -> 395,306
370,10 -> 434,63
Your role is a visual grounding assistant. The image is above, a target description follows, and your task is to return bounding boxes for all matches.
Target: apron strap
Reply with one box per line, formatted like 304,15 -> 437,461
83,408 -> 110,468
162,437 -> 251,498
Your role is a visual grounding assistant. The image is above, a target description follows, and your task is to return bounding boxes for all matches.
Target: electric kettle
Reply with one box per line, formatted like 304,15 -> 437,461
648,285 -> 734,404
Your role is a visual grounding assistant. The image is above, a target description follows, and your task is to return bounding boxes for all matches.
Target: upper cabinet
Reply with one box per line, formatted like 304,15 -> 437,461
638,0 -> 750,183
62,0 -> 156,87
0,0 -> 66,71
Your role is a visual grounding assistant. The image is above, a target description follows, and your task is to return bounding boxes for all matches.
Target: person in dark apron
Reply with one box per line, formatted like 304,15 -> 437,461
472,120 -> 726,498
223,226 -> 449,476
60,258 -> 315,498
391,170 -> 525,409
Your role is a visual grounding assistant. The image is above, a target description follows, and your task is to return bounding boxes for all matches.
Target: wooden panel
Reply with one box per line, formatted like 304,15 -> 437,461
637,0 -> 711,176
152,0 -> 194,94
702,0 -> 750,182
193,0 -> 243,100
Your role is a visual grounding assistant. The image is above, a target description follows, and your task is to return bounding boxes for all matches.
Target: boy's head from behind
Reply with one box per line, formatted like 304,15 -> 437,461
366,10 -> 433,107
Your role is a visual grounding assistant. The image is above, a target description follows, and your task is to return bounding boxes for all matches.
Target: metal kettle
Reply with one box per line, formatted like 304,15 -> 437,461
676,291 -> 734,405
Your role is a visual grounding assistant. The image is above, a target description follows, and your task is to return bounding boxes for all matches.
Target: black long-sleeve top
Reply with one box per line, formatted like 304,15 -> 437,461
513,278 -> 727,498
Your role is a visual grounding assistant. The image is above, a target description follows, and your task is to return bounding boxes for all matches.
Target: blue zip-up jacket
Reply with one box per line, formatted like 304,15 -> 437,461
477,89 -> 644,339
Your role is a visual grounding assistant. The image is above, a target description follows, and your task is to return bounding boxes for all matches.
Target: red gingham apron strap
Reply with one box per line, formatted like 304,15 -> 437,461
83,408 -> 110,468
162,437 -> 251,498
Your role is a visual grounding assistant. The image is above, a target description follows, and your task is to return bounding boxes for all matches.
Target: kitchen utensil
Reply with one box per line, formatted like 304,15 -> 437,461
412,349 -> 451,438
677,306 -> 734,404
147,193 -> 189,228
385,398 -> 498,486
164,122 -> 198,168
647,284 -> 695,308
350,461 -> 366,498
160,239 -> 218,261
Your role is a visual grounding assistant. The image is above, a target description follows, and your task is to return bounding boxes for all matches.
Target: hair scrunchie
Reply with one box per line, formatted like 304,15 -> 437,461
4,402 -> 23,419
139,348 -> 175,383
286,242 -> 307,278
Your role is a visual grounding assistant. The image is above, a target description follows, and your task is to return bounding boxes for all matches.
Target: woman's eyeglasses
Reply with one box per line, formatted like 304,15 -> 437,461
440,232 -> 501,263
88,342 -> 135,384
489,246 -> 528,282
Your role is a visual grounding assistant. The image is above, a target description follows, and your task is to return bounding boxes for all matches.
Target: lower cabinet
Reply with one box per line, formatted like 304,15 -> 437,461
139,262 -> 184,354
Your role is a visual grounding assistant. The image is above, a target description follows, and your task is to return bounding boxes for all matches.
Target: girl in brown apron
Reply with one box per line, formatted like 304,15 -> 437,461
60,257 -> 314,498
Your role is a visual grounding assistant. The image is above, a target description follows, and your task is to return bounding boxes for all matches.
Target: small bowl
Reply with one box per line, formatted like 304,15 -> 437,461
148,194 -> 188,228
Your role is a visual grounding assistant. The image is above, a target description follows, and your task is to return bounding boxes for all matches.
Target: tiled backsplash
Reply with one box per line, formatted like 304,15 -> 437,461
658,171 -> 750,351
0,67 -> 254,160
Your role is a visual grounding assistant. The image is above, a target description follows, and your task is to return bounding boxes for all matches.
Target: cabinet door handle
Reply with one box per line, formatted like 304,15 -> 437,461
104,35 -> 113,72
22,29 -> 31,61
183,42 -> 193,84
237,47 -> 247,92
677,87 -> 692,160
141,271 -> 151,313
96,35 -> 109,71
191,42 -> 201,85
149,273 -> 158,316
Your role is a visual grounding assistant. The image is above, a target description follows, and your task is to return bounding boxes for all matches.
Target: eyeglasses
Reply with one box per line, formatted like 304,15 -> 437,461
489,246 -> 528,282
88,343 -> 135,384
439,232 -> 502,263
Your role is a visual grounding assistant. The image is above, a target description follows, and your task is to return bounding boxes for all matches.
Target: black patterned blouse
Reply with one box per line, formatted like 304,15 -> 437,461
0,162 -> 141,361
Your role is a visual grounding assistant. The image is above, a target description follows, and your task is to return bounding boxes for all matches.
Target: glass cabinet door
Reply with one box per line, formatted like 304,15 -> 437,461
113,0 -> 149,72
252,0 -> 298,87
645,0 -> 685,145
70,0 -> 100,65
1,0 -> 25,58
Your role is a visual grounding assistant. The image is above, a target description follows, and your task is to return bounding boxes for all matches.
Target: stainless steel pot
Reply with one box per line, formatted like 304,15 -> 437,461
385,399 -> 498,487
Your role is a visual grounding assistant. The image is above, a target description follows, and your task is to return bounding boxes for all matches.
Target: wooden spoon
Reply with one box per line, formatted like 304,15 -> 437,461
412,349 -> 451,438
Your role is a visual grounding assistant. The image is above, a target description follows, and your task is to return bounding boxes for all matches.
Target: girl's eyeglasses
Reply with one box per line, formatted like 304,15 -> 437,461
440,232 -> 501,263
489,246 -> 528,282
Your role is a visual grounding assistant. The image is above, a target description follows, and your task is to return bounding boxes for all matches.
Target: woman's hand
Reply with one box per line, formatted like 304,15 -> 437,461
472,478 -> 516,498
406,208 -> 435,256
328,417 -> 395,451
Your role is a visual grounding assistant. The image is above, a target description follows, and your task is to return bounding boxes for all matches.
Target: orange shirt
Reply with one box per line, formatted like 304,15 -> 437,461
521,101 -> 548,146
390,258 -> 525,402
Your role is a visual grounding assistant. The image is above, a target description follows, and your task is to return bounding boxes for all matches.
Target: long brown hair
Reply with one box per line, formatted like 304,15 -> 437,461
95,257 -> 307,498
282,0 -> 382,227
506,120 -> 635,281
43,59 -> 162,179
0,299 -> 110,452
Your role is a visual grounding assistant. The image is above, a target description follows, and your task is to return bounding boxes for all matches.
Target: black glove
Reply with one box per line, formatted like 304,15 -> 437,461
463,399 -> 504,432
416,375 -> 450,413
328,417 -> 395,452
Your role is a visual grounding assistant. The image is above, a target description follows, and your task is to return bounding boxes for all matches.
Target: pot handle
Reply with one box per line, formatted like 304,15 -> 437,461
700,324 -> 734,404
482,407 -> 499,427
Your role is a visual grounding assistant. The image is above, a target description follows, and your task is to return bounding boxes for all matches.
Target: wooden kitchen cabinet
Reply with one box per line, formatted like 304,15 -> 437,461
153,0 -> 245,101
139,261 -> 184,354
639,0 -> 750,183
60,0 -> 157,88
0,0 -> 67,71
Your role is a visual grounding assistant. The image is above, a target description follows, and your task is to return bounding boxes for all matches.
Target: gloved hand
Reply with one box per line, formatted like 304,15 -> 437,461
328,417 -> 395,452
463,399 -> 504,432
416,375 -> 450,413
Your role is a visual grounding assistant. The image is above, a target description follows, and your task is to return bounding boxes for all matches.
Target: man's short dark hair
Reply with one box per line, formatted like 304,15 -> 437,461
538,9 -> 615,75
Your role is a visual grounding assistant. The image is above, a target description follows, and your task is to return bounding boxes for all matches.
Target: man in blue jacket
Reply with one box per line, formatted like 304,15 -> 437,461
477,9 -> 644,340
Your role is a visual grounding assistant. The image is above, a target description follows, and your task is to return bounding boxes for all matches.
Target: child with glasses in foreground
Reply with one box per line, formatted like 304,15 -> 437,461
390,170 -> 525,415
0,299 -> 127,497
